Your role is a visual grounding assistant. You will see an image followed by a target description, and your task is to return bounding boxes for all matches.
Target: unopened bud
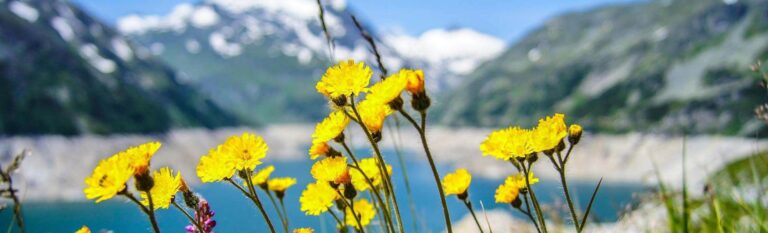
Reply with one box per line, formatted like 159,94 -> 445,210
343,183 -> 357,199
511,196 -> 522,209
332,96 -> 347,107
372,131 -> 382,143
568,124 -> 582,145
411,92 -> 431,112
135,170 -> 154,192
388,96 -> 404,111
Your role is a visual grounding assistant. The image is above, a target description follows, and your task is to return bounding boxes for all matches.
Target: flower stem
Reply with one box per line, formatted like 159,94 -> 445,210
172,200 -> 204,233
521,193 -> 542,233
522,161 -> 547,233
399,109 -> 453,233
348,96 -> 404,233
463,200 -> 484,233
556,151 -> 580,232
244,172 -> 278,233
328,209 -> 344,231
145,191 -> 162,233
341,141 -> 396,233
279,198 -> 291,232
335,190 -> 366,233
265,190 -> 290,233
228,178 -> 277,233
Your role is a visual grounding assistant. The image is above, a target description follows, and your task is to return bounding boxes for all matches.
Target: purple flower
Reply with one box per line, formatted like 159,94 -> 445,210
185,199 -> 216,233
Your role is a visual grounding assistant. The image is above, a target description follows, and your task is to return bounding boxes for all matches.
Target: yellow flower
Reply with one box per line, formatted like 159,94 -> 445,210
403,69 -> 425,94
504,172 -> 539,189
311,156 -> 348,184
294,228 -> 314,233
222,132 -> 269,171
442,169 -> 472,196
196,146 -> 236,183
75,226 -> 90,233
249,165 -> 275,186
345,199 -> 376,229
316,60 -> 372,99
268,177 -> 297,192
311,111 -> 349,144
367,70 -> 408,105
308,142 -> 331,160
84,154 -> 133,203
356,99 -> 392,133
531,113 -> 567,152
350,158 -> 392,191
122,141 -> 162,174
568,124 -> 583,144
480,127 -> 534,160
494,181 -> 520,204
140,167 -> 181,210
299,182 -> 338,215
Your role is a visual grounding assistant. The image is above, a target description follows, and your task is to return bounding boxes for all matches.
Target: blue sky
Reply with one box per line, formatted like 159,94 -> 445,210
71,0 -> 638,42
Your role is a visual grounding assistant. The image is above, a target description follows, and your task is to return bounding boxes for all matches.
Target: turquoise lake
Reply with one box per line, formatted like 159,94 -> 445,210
0,159 -> 646,232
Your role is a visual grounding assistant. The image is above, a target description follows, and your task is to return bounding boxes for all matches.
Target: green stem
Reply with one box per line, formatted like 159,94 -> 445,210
399,109 -> 453,233
522,160 -> 547,233
556,152 -> 580,231
349,96 -> 404,233
145,191 -> 162,233
173,201 -> 204,233
266,190 -> 289,233
228,178 -> 277,233
245,171 -> 278,233
463,199 -> 484,233
341,141 -> 396,233
328,209 -> 345,232
521,193 -> 542,233
279,198 -> 291,232
335,190 -> 366,233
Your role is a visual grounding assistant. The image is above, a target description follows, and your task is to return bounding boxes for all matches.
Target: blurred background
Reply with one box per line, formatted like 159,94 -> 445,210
0,0 -> 767,232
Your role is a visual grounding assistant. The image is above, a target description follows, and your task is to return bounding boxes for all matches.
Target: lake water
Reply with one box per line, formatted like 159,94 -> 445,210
0,159 -> 646,233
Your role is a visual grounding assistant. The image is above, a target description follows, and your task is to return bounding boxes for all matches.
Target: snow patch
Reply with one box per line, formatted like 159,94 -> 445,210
79,44 -> 116,74
117,3 -> 194,34
51,17 -> 75,41
111,38 -> 134,61
383,28 -> 506,75
330,0 -> 346,11
208,0 -> 316,20
209,32 -> 242,57
190,5 -> 219,28
9,1 -> 38,23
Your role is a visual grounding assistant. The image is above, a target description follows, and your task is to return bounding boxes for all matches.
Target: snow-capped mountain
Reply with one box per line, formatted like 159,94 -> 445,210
0,0 -> 237,135
117,0 -> 506,123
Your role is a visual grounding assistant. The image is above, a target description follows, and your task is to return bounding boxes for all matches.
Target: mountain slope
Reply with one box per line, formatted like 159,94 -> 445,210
118,0 -> 506,123
0,0 -> 237,135
439,0 -> 768,136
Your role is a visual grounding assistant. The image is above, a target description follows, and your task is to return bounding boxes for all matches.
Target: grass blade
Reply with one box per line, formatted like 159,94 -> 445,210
578,177 -> 603,232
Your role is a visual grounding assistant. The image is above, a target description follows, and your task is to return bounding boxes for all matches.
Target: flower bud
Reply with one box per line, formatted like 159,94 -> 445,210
276,190 -> 286,199
411,92 -> 431,112
332,95 -> 347,107
388,96 -> 404,111
333,132 -> 345,143
343,183 -> 357,199
568,124 -> 583,145
511,196 -> 522,209
372,131 -> 382,143
457,191 -> 468,201
134,170 -> 154,192
555,140 -> 566,152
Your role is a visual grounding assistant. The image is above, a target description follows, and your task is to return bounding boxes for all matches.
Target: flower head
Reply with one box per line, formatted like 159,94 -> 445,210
356,99 -> 392,133
222,132 -> 268,171
196,146 -> 236,183
531,113 -> 567,152
504,172 -> 539,189
122,141 -> 162,175
311,111 -> 349,144
494,181 -> 520,204
294,228 -> 314,233
316,60 -> 372,99
140,167 -> 182,209
311,156 -> 349,184
308,142 -> 331,160
345,199 -> 376,229
568,124 -> 583,144
350,158 -> 392,191
480,127 -> 534,160
367,71 -> 408,105
250,165 -> 275,186
300,182 -> 339,215
75,226 -> 91,233
268,177 -> 297,192
403,69 -> 425,94
84,154 -> 133,202
442,169 -> 472,196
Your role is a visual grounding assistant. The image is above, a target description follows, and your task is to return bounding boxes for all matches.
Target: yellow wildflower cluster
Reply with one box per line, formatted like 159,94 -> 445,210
480,113 -> 575,160
293,228 -> 314,233
349,157 -> 392,191
442,169 -> 472,196
196,132 -> 268,182
344,199 -> 377,229
139,167 -> 182,209
299,181 -> 338,215
84,141 -> 171,203
316,60 -> 372,99
309,111 -> 349,159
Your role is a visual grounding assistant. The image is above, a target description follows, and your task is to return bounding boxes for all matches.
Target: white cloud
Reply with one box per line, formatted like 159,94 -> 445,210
191,6 -> 219,28
208,0 -> 317,20
117,3 -> 196,34
383,28 -> 506,75
9,1 -> 38,23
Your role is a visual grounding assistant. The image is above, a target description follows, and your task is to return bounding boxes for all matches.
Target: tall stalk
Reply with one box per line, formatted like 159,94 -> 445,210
341,141 -> 397,233
228,178 -> 277,233
349,96 -> 405,232
398,109 -> 453,233
172,201 -> 204,233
